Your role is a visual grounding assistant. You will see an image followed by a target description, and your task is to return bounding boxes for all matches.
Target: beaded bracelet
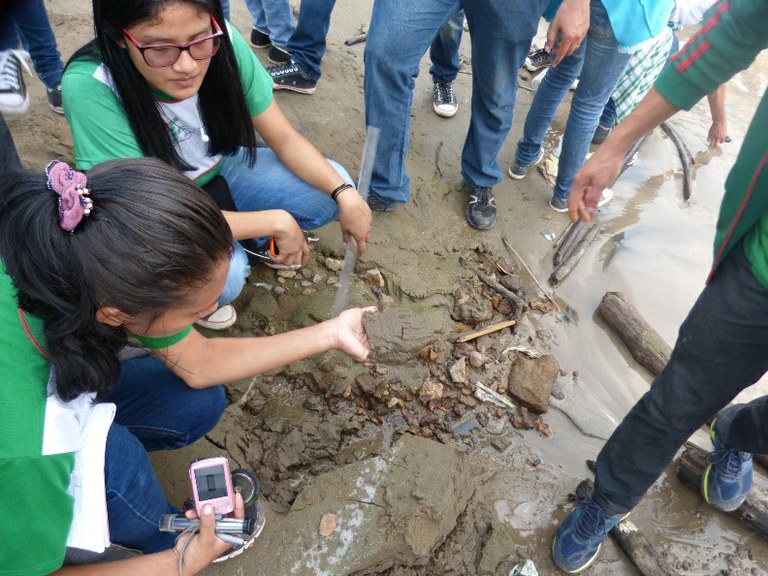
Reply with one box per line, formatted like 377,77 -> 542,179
331,183 -> 355,202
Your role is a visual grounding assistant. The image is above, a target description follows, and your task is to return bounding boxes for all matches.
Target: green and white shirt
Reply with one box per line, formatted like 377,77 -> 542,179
63,24 -> 274,186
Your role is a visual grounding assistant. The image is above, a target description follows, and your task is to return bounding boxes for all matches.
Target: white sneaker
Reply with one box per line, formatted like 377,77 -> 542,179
0,50 -> 31,115
549,188 -> 613,214
196,304 -> 237,330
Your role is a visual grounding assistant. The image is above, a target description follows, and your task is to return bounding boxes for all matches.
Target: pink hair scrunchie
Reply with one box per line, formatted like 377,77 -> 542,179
45,160 -> 94,232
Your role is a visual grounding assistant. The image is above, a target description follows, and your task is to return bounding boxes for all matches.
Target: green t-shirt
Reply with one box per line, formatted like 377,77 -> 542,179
63,23 -> 274,186
0,265 -> 76,575
654,0 -> 768,285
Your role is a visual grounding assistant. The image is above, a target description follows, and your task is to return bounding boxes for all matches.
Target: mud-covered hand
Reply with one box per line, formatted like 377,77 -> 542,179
336,188 -> 372,255
271,211 -> 310,267
173,493 -> 246,575
547,0 -> 590,67
332,306 -> 377,361
567,144 -> 624,223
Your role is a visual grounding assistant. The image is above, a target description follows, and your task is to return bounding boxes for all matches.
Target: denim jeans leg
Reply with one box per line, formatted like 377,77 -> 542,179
220,147 -> 347,233
244,0 -> 269,35
7,0 -> 63,88
429,9 -> 464,84
288,0 -> 337,82
104,423 -> 178,553
219,242 -> 249,306
598,97 -> 617,129
365,0 -> 460,204
245,0 -> 296,48
553,0 -> 630,200
220,0 -> 231,21
105,356 -> 227,452
461,0 -> 547,187
593,243 -> 768,517
514,42 -> 586,169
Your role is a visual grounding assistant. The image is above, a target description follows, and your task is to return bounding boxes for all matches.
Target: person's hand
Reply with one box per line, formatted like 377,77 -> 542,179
567,144 -> 625,222
271,211 -> 310,267
331,306 -> 376,361
336,189 -> 372,255
547,0 -> 590,67
707,117 -> 728,147
172,493 -> 246,575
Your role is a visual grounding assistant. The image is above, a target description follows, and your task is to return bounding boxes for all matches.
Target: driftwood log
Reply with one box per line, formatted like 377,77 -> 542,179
597,291 -> 672,376
677,442 -> 768,539
575,478 -> 676,576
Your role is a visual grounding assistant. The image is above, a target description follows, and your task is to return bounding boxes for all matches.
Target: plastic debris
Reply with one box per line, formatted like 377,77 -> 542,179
509,559 -> 538,576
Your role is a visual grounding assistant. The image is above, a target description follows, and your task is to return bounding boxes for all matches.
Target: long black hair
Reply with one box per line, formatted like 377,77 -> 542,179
0,158 -> 233,401
67,0 -> 257,171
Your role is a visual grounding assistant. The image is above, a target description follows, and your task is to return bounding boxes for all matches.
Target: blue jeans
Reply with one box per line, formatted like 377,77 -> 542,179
593,242 -> 768,516
364,0 -> 545,205
244,0 -> 296,49
218,147 -> 351,303
286,0 -> 337,82
597,97 -> 616,129
515,0 -> 630,201
103,356 -> 227,552
0,0 -> 63,89
429,9 -> 464,84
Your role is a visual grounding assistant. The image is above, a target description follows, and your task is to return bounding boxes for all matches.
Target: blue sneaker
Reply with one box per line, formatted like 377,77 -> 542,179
702,420 -> 753,512
552,493 -> 629,573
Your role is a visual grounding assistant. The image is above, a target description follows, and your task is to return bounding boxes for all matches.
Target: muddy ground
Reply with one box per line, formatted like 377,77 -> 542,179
10,1 -> 768,574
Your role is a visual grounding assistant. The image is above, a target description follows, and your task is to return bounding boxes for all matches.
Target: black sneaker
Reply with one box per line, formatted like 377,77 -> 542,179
268,45 -> 291,64
267,61 -> 317,94
465,186 -> 496,230
46,84 -> 64,115
432,82 -> 457,118
508,149 -> 544,180
250,28 -> 271,50
0,49 -> 30,115
367,193 -> 396,213
524,48 -> 553,72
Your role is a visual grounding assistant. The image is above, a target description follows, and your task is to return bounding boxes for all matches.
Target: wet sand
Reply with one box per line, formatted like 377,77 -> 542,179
9,1 -> 768,574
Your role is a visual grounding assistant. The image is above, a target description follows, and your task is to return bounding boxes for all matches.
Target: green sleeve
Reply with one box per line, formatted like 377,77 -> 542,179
132,326 -> 193,349
229,24 -> 274,116
62,59 -> 145,171
0,454 -> 75,576
655,0 -> 768,110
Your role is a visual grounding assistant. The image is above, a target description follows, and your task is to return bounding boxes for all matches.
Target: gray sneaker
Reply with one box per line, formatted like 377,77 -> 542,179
550,188 -> 614,214
508,149 -> 544,180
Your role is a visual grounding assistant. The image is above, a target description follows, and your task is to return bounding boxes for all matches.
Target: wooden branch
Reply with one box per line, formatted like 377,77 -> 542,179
455,320 -> 516,343
501,236 -> 559,312
549,224 -> 600,286
597,292 -> 671,376
660,122 -> 694,200
677,443 -> 768,539
473,268 -> 526,318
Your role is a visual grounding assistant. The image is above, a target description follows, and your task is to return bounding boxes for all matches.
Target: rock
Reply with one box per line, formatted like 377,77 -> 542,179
325,257 -> 343,272
468,350 -> 489,368
355,372 -> 377,396
451,279 -> 493,325
251,434 -> 472,575
362,267 -> 385,288
277,269 -> 298,278
419,380 -> 444,403
449,356 -> 467,384
491,436 -> 513,452
319,513 -> 337,536
507,354 -> 560,414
